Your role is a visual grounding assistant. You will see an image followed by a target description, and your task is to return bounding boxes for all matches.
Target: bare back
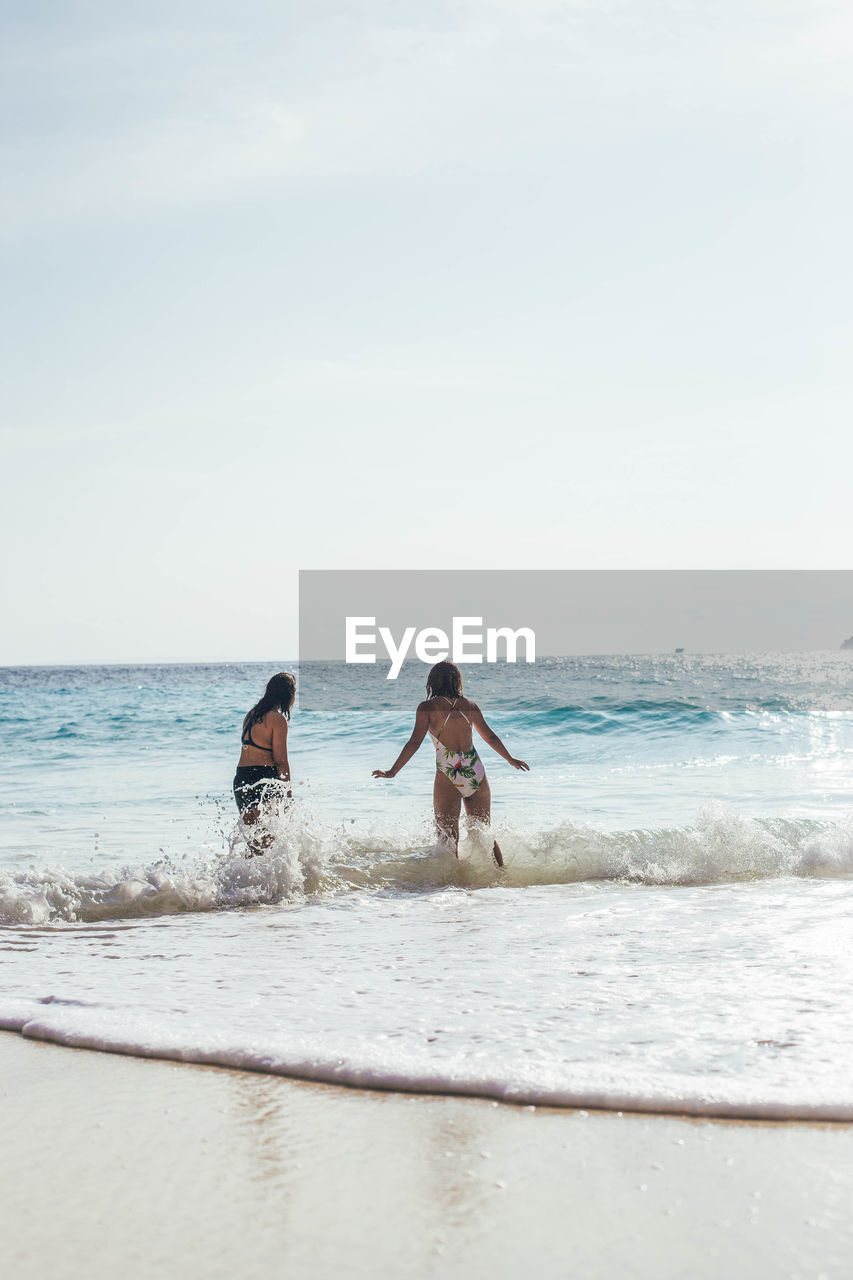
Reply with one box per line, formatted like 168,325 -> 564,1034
424,695 -> 477,753
238,711 -> 277,766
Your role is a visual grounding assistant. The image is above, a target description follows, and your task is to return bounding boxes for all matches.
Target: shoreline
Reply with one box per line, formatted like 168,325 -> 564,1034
5,1016 -> 852,1124
2,1032 -> 851,1280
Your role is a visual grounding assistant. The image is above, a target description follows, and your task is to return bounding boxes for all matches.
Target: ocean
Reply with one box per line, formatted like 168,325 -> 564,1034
1,654 -> 852,1119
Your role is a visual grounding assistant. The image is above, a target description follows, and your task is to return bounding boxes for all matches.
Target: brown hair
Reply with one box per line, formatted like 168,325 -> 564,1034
426,661 -> 462,699
245,671 -> 297,726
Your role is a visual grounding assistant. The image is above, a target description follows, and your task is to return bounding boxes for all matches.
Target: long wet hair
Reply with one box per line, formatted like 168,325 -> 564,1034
244,671 -> 296,726
426,661 -> 463,700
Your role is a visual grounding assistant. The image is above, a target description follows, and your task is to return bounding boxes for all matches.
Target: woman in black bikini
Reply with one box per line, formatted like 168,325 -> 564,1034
234,672 -> 295,851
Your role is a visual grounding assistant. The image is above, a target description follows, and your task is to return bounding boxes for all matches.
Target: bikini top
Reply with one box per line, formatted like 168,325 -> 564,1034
429,696 -> 471,745
242,717 -> 274,754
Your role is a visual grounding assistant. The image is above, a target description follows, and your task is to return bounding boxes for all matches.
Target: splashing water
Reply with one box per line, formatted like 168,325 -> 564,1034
2,656 -> 853,1118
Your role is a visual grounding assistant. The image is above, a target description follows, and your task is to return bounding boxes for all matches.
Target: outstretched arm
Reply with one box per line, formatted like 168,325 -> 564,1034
373,703 -> 430,779
470,704 -> 530,771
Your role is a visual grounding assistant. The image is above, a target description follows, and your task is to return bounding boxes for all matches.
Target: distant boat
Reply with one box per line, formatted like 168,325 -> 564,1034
842,636 -> 853,650
674,647 -> 685,654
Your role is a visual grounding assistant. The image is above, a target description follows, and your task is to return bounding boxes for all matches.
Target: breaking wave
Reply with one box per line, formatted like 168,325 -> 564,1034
1,805 -> 851,926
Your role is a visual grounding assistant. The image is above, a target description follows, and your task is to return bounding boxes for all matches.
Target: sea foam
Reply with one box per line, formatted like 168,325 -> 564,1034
1,806 -> 850,925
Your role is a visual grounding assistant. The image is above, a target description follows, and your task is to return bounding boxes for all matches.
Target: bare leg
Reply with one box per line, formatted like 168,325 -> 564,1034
240,807 -> 273,858
463,776 -> 503,867
433,770 -> 462,855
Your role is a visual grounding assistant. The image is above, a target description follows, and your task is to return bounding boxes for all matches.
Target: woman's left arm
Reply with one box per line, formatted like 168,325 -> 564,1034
471,704 -> 530,771
271,713 -> 292,796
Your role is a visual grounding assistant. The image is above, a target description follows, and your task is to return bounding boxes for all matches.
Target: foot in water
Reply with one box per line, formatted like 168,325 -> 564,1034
493,841 -> 504,869
245,831 -> 274,858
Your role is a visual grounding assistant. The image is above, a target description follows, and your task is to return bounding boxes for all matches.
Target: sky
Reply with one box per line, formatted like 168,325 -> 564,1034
2,1 -> 852,663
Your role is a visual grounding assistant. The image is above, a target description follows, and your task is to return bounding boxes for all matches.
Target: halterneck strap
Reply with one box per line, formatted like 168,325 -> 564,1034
436,697 -> 458,744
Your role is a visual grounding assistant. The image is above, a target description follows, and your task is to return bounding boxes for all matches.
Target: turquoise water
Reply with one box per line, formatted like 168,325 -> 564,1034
1,655 -> 852,1118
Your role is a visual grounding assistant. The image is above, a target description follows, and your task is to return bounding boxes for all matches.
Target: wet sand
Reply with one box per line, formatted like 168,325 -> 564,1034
1,1032 -> 851,1279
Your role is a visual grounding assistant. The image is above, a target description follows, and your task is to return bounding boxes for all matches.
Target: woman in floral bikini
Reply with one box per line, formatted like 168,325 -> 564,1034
373,661 -> 529,867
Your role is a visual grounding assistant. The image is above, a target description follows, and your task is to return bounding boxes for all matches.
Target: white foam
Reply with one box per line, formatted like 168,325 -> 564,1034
3,849 -> 853,1122
1,806 -> 851,925
0,805 -> 332,925
3,1001 -> 852,1123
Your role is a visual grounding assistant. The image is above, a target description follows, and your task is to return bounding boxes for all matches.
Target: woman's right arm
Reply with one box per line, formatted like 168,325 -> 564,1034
373,703 -> 430,779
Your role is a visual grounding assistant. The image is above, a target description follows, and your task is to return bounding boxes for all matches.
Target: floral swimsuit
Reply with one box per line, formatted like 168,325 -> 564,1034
429,697 -> 485,798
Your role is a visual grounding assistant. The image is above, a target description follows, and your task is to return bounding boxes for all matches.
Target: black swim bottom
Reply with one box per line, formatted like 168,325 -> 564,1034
233,765 -> 278,812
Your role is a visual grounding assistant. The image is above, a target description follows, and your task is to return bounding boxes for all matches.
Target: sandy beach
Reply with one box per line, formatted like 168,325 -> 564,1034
1,1032 -> 850,1280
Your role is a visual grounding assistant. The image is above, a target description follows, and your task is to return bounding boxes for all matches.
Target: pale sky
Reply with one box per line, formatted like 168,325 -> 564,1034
2,1 -> 852,663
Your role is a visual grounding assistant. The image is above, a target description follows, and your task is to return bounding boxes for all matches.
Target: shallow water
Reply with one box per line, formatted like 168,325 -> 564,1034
2,655 -> 852,1118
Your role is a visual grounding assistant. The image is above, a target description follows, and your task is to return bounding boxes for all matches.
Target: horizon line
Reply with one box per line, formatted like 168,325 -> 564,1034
2,647 -> 852,671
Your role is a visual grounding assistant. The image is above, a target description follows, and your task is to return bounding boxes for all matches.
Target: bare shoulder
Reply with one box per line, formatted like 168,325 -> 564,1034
267,710 -> 288,729
460,696 -> 481,717
416,699 -> 433,714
